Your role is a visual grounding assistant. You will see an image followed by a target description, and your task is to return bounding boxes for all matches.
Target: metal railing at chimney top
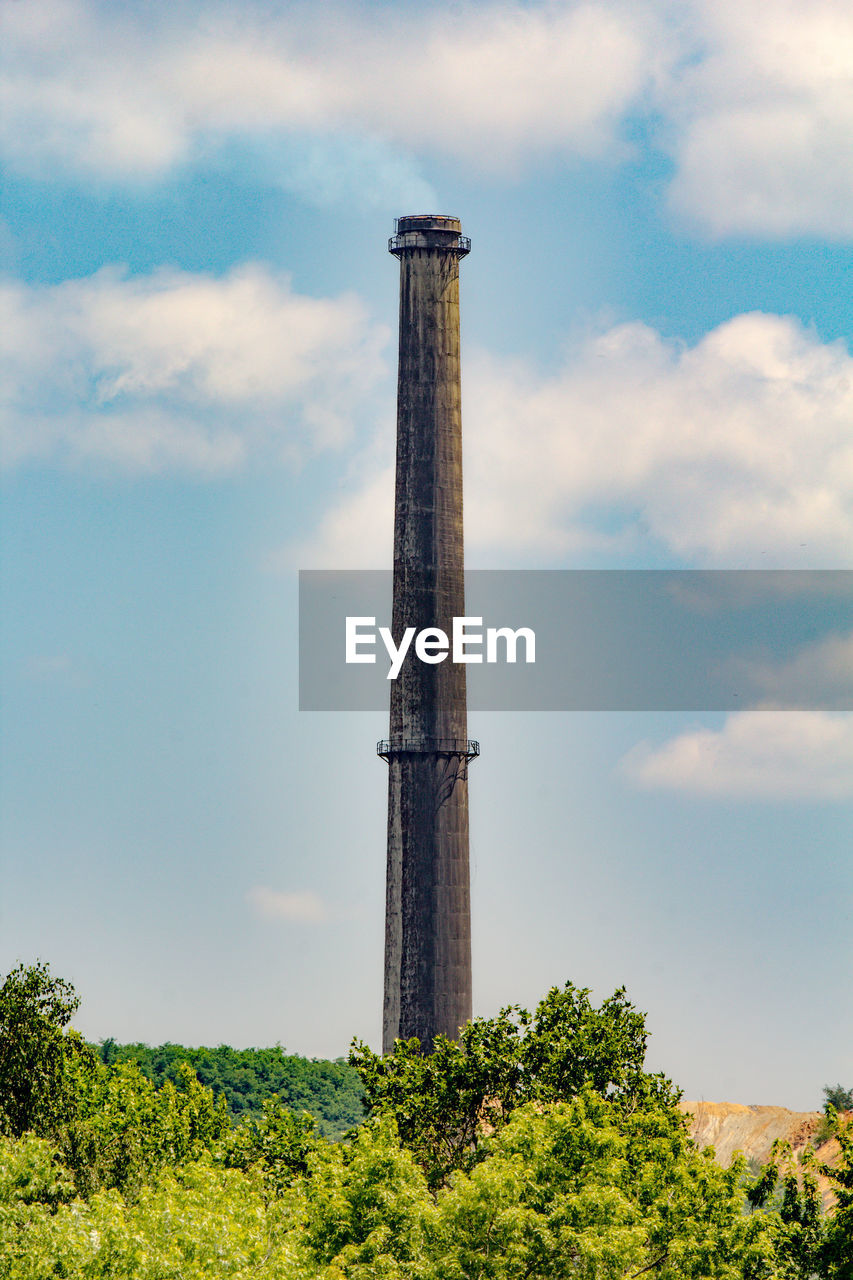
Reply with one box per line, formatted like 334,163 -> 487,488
388,234 -> 471,254
377,738 -> 480,760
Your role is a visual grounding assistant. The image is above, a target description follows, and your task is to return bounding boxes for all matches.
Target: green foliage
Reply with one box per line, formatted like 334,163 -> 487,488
522,983 -> 652,1100
743,1116 -> 853,1280
351,1009 -> 524,1188
0,1131 -> 75,1216
428,1094 -> 777,1280
0,1148 -> 305,1279
818,1111 -> 853,1280
60,1059 -> 231,1197
823,1085 -> 853,1114
0,1103 -> 780,1280
0,961 -> 99,1140
3,963 -> 849,1279
219,1096 -> 323,1197
350,981 -> 679,1188
297,1117 -> 431,1276
754,1141 -> 825,1280
96,1041 -> 364,1138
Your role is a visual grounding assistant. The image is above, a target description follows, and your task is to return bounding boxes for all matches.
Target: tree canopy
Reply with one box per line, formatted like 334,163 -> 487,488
0,960 -> 97,1140
823,1084 -> 853,1114
1,961 -> 851,1279
350,981 -> 679,1188
95,1041 -> 364,1138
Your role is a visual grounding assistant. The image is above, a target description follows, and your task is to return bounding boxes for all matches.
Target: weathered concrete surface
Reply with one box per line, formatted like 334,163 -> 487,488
681,1100 -> 848,1210
383,216 -> 473,1054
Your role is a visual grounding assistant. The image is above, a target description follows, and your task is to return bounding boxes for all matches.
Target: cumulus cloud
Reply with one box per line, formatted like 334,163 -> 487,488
622,710 -> 853,799
661,572 -> 853,616
247,133 -> 437,213
0,264 -> 388,472
731,631 -> 853,711
285,461 -> 394,570
246,886 -> 330,924
466,314 -> 853,566
3,0 -> 852,236
0,0 -> 657,182
2,0 -> 852,236
660,0 -> 853,237
300,312 -> 853,568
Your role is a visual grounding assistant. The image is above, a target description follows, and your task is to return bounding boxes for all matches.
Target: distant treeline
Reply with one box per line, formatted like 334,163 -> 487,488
93,1040 -> 365,1139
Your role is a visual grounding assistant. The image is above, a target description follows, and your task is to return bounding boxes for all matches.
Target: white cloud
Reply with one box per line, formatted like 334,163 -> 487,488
0,0 -> 658,182
286,460 -> 394,571
251,134 -> 437,213
660,0 -> 853,237
246,886 -> 330,924
463,314 -> 853,567
8,267 -> 849,567
623,710 -> 853,799
0,264 -> 388,472
2,1 -> 852,237
732,631 -> 853,711
661,572 -> 853,616
307,311 -> 853,568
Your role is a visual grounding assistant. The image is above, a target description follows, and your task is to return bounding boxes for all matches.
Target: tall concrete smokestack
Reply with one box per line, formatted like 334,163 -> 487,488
379,215 -> 477,1054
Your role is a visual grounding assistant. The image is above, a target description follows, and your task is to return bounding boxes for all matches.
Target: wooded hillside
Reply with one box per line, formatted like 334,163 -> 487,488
94,1040 -> 365,1138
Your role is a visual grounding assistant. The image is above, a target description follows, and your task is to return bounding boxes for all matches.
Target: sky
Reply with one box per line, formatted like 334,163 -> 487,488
1,0 -> 851,1112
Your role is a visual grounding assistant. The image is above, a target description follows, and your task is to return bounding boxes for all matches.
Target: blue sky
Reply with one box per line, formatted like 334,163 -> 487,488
1,0 -> 851,1110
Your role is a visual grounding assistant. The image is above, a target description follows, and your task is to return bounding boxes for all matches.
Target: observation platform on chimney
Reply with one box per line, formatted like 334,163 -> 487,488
389,214 -> 471,256
377,738 -> 480,761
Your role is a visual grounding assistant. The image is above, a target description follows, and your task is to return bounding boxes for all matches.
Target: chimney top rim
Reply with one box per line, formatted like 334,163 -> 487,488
394,215 -> 463,234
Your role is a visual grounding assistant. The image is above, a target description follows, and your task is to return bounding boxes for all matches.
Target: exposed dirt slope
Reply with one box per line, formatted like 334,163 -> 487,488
680,1100 -> 847,1211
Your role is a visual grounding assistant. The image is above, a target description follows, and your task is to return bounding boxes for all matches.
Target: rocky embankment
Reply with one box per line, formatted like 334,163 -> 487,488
680,1100 -> 847,1210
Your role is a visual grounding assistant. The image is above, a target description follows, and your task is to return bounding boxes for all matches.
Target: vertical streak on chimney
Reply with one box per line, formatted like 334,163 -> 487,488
381,215 -> 474,1053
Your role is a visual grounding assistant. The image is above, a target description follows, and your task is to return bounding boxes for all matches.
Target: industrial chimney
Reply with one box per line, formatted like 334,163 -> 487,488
378,215 -> 477,1053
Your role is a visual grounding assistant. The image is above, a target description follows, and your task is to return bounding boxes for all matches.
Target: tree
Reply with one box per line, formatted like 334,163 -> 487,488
0,961 -> 97,1140
823,1085 -> 853,1113
818,1110 -> 853,1280
427,1094 -> 777,1280
750,1140 -> 825,1280
93,1041 -> 365,1136
0,1143 -> 302,1280
351,1009 -> 523,1188
522,982 -> 656,1102
296,1117 -> 431,1275
60,1059 -> 231,1197
744,1112 -> 853,1280
350,981 -> 679,1188
0,963 -> 237,1197
220,1096 -> 322,1197
2,965 -> 841,1278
